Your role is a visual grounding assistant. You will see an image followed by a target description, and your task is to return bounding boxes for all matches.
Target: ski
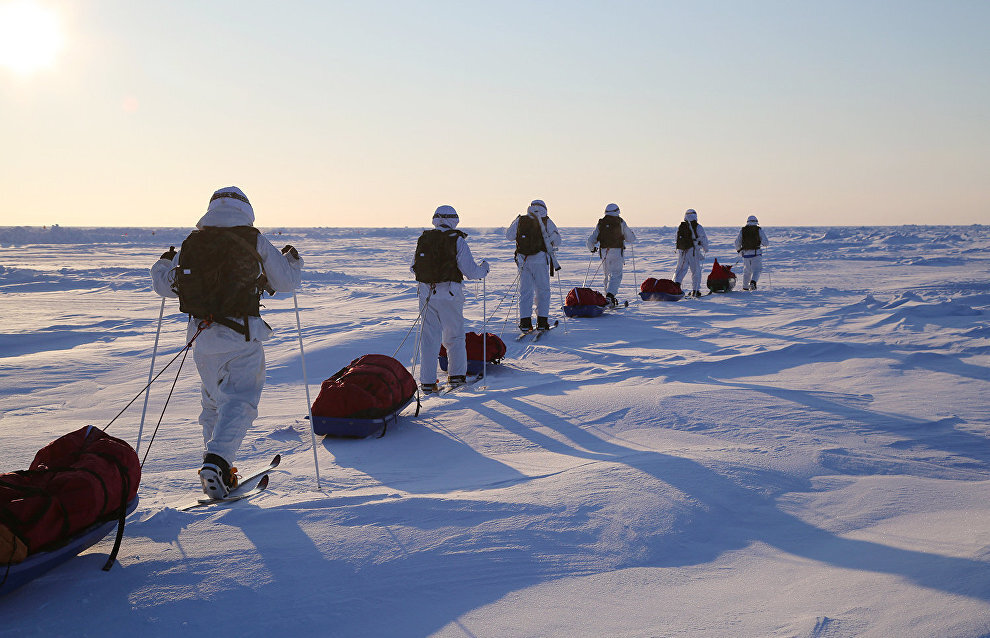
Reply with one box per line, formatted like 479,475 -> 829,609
176,454 -> 280,511
532,320 -> 559,341
178,474 -> 271,511
515,329 -> 536,341
440,373 -> 484,395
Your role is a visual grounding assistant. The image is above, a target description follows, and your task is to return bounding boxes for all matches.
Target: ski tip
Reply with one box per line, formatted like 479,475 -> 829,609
271,453 -> 282,467
257,473 -> 270,489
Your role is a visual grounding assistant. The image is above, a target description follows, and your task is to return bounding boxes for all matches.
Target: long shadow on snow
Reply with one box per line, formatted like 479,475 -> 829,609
324,415 -> 528,494
470,396 -> 990,603
218,493 -> 565,636
713,379 -> 990,474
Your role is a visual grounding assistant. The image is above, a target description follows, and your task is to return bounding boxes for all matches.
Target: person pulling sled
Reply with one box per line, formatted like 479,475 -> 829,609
506,199 -> 561,332
150,186 -> 302,498
586,203 -> 637,307
412,205 -> 490,393
734,215 -> 770,290
672,209 -> 710,297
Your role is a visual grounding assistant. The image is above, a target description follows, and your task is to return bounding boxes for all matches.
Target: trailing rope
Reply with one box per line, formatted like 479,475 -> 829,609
103,321 -> 208,434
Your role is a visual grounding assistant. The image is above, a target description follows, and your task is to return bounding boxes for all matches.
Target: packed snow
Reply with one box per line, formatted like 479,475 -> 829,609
1,224 -> 988,638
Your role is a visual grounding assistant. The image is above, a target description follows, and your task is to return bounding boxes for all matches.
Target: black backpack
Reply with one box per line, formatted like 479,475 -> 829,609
740,225 -> 762,250
515,214 -> 548,256
676,221 -> 697,250
596,216 -> 624,249
173,226 -> 267,339
412,229 -> 465,284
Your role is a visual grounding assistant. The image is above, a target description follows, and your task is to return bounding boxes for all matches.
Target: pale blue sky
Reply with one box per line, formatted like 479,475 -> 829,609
2,0 -> 988,227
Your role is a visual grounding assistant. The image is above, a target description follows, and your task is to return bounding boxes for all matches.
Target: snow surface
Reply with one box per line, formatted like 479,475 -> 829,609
1,224 -> 989,638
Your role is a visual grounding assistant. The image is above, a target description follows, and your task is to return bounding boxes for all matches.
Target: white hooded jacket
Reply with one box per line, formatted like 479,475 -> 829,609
151,187 -> 303,353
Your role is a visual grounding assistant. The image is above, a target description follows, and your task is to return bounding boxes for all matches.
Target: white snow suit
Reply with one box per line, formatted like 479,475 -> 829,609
733,220 -> 770,289
506,204 -> 561,320
414,207 -> 490,385
673,212 -> 710,293
586,206 -> 637,297
150,188 -> 302,467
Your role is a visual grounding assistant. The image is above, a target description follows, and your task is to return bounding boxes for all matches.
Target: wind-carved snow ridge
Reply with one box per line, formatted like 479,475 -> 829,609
0,224 -> 988,637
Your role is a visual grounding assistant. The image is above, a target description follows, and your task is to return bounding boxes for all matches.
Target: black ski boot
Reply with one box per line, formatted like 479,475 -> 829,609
750,280 -> 757,290
200,453 -> 238,498
519,317 -> 533,333
448,375 -> 467,388
606,292 -> 617,307
537,316 -> 551,331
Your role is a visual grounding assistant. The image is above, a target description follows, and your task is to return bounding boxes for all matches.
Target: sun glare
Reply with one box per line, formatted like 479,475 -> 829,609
0,1 -> 62,75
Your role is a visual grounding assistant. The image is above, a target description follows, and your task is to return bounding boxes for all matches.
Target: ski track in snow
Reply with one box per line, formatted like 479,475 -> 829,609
1,225 -> 989,638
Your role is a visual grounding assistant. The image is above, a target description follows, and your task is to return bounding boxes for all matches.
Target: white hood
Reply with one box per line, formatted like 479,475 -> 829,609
196,186 -> 256,229
529,199 -> 548,218
605,203 -> 620,217
432,204 -> 459,229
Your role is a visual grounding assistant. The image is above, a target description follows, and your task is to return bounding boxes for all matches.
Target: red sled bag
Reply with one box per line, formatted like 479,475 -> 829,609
439,332 -> 506,375
565,287 -> 608,307
440,332 -> 506,364
311,354 -> 417,420
641,278 -> 683,295
640,278 -> 684,301
0,426 -> 140,565
706,259 -> 736,293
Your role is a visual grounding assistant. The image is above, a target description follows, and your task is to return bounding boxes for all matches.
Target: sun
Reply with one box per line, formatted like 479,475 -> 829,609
0,1 -> 62,75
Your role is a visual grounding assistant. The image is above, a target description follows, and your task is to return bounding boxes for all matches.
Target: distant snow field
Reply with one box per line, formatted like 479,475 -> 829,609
1,224 -> 989,638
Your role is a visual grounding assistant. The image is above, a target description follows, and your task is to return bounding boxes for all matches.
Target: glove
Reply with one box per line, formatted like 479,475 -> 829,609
590,247 -> 598,253
480,260 -> 490,275
281,244 -> 299,259
160,246 -> 176,261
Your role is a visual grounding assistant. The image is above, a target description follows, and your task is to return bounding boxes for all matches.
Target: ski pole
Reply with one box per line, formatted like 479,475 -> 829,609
482,275 -> 487,384
555,269 -> 568,334
583,251 -> 595,287
293,292 -> 322,490
411,290 -> 430,413
135,296 -> 166,455
764,246 -> 771,290
629,245 -> 638,301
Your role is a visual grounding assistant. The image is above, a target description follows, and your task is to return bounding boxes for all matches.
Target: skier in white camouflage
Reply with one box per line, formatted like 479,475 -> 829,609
151,186 -> 302,498
734,214 -> 770,290
411,205 -> 490,393
672,208 -> 710,297
506,199 -> 561,332
586,203 -> 637,306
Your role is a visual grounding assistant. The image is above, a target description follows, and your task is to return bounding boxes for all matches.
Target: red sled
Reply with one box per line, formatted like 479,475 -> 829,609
563,287 -> 607,317
439,331 -> 506,376
1,426 -> 141,595
706,259 -> 737,293
310,354 -> 418,438
640,278 -> 684,301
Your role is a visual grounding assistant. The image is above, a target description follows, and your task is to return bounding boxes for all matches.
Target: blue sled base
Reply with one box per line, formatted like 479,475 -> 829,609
639,291 -> 684,301
310,396 -> 415,438
1,497 -> 139,597
563,304 -> 606,318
